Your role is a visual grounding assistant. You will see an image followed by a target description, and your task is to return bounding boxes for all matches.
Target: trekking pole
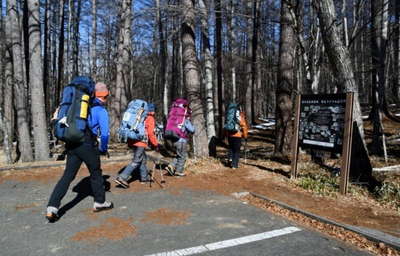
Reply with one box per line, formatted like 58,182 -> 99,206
192,134 -> 196,161
159,160 -> 165,186
244,139 -> 248,164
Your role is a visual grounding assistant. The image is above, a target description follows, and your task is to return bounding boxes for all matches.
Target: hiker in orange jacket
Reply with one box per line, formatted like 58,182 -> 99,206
114,103 -> 159,188
226,110 -> 249,169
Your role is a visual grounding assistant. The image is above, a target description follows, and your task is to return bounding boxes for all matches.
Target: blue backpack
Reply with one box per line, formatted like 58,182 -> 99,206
224,103 -> 239,132
118,99 -> 148,142
54,76 -> 95,144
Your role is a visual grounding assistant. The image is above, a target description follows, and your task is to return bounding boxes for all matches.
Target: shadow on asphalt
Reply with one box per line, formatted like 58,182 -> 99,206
58,174 -> 111,218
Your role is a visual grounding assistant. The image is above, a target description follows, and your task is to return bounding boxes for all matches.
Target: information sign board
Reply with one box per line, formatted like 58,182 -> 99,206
298,94 -> 347,153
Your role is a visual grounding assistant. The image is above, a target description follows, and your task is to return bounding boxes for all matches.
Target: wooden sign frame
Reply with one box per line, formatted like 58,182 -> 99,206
291,92 -> 354,195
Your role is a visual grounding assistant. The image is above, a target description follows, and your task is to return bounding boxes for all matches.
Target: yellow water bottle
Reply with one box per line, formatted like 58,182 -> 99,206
80,94 -> 90,119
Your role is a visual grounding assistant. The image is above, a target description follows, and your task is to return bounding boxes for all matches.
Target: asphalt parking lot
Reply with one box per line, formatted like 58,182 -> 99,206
0,172 -> 371,256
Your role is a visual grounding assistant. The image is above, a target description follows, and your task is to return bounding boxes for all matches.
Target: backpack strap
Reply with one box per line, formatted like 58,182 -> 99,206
178,107 -> 188,130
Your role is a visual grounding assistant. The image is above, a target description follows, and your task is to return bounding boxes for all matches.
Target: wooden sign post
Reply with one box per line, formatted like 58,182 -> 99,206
291,94 -> 301,179
339,92 -> 354,194
290,92 -> 354,195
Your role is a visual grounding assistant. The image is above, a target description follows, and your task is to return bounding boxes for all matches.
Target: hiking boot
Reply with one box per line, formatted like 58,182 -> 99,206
174,172 -> 186,177
114,177 -> 129,188
46,206 -> 59,223
165,164 -> 175,176
93,201 -> 114,212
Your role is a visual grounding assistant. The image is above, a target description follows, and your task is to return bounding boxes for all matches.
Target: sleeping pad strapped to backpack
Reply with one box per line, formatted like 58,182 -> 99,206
118,99 -> 149,143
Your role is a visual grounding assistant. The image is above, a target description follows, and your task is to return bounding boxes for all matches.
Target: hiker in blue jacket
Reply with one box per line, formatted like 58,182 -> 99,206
89,82 -> 110,156
46,81 -> 113,222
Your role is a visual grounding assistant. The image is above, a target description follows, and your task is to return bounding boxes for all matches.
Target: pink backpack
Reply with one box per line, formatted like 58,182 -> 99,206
164,98 -> 190,141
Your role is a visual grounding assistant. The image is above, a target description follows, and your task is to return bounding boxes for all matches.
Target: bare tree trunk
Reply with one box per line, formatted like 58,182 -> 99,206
290,1 -> 321,94
43,0 -> 50,119
370,0 -> 389,156
251,0 -> 260,122
110,0 -> 131,140
9,0 -> 33,162
312,0 -> 366,148
90,0 -> 97,79
155,0 -> 168,119
309,9 -> 322,94
28,0 -> 50,161
51,0 -> 60,107
57,0 -> 66,104
66,0 -> 74,81
199,0 -> 216,140
179,34 -> 184,97
4,51 -> 14,164
2,14 -> 14,164
171,10 -> 178,102
341,0 -> 349,48
227,0 -> 236,102
245,1 -> 253,125
181,0 -> 209,157
215,0 -> 224,138
72,0 -> 81,77
256,48 -> 262,118
396,0 -> 400,101
274,0 -> 296,158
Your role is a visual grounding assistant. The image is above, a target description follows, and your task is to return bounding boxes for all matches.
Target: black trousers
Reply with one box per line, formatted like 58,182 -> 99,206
48,142 -> 105,208
228,137 -> 242,168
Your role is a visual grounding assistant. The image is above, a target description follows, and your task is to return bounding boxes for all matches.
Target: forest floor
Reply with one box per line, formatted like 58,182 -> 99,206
0,118 -> 399,255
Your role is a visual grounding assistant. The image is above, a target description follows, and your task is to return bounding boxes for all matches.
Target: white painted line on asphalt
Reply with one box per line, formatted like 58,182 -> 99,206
144,226 -> 301,256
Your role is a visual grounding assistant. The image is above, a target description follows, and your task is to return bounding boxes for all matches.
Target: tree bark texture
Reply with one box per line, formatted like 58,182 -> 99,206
245,0 -> 253,125
110,0 -> 131,141
312,0 -> 366,148
90,0 -> 97,79
72,0 -> 81,77
396,0 -> 400,101
199,0 -> 216,140
56,0 -> 66,105
2,16 -> 14,164
215,0 -> 224,138
155,0 -> 168,119
251,0 -> 260,123
274,0 -> 296,158
181,0 -> 209,157
370,0 -> 387,155
28,0 -> 50,160
9,0 -> 34,162
227,0 -> 237,102
43,0 -> 50,119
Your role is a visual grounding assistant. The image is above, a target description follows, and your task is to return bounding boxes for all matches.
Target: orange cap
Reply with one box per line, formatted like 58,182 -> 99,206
95,82 -> 109,98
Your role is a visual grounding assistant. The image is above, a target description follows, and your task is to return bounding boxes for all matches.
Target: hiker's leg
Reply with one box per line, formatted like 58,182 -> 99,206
120,146 -> 145,180
78,143 -> 105,204
48,148 -> 82,208
227,137 -> 234,163
175,141 -> 188,174
169,142 -> 179,169
139,151 -> 149,181
231,137 -> 242,168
